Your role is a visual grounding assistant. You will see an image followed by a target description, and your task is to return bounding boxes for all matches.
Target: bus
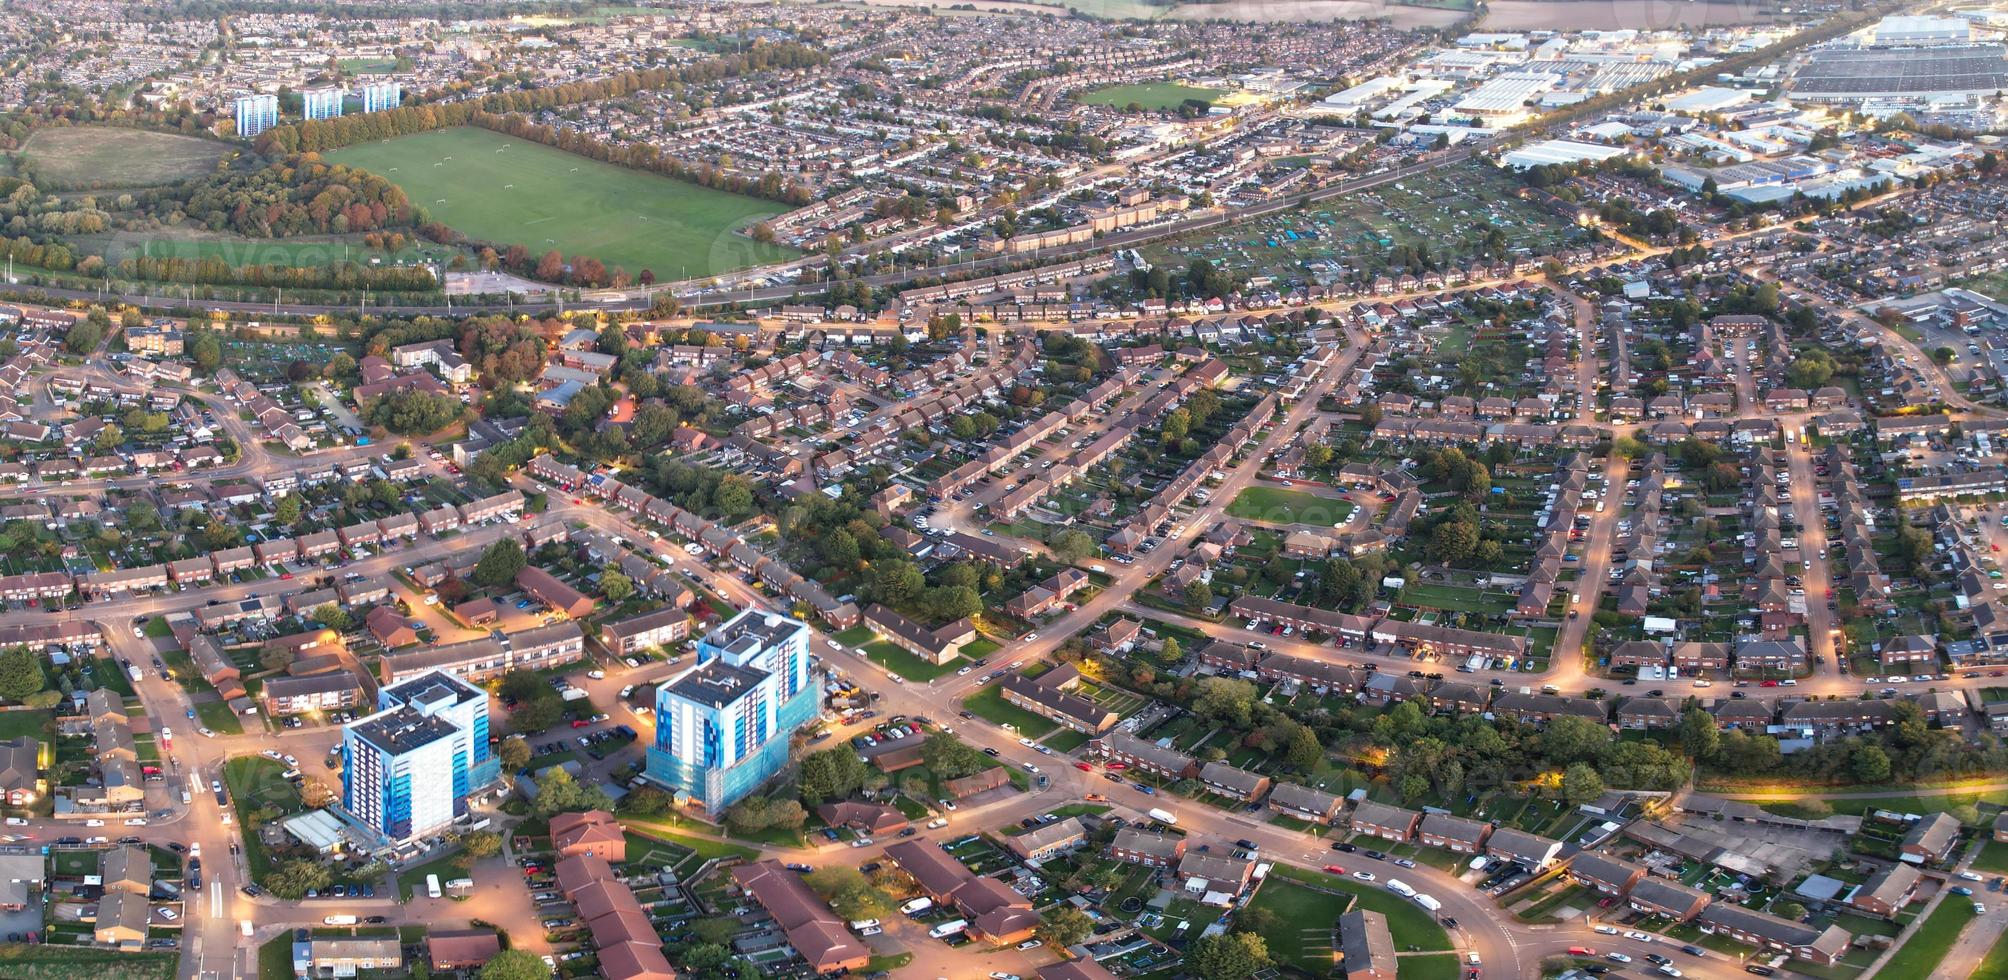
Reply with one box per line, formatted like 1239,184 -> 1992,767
426,874 -> 442,899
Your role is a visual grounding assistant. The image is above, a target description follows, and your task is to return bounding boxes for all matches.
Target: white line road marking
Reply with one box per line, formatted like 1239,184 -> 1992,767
211,879 -> 222,918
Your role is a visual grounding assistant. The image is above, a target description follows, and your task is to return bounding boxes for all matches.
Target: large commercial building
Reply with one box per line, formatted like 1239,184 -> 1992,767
643,610 -> 819,816
302,87 -> 345,121
340,671 -> 498,844
360,82 -> 402,113
233,94 -> 279,137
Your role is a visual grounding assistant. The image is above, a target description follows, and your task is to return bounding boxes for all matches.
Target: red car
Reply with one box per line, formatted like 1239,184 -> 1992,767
1761,680 -> 1779,687
1323,865 -> 1346,875
1074,762 -> 1093,772
571,719 -> 590,729
1568,947 -> 1596,956
279,572 -> 292,580
1106,762 -> 1128,772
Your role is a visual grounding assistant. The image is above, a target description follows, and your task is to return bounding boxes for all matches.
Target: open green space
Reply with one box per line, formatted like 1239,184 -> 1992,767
862,639 -> 965,682
1244,875 -> 1343,973
223,756 -> 302,882
1077,82 -> 1222,110
1754,790 -> 2008,823
0,709 -> 51,740
1973,838 -> 2008,874
1881,897 -> 1977,978
1269,864 -> 1451,951
71,232 -> 454,271
19,126 -> 231,188
961,682 -> 1059,738
328,127 -> 796,279
338,58 -> 401,74
197,700 -> 244,735
0,943 -> 177,980
1397,953 -> 1463,980
1226,486 -> 1355,527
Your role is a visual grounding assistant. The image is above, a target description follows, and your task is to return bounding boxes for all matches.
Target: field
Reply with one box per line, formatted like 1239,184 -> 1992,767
0,944 -> 177,980
1244,875 -> 1344,972
1226,486 -> 1355,527
1077,82 -> 1222,110
19,126 -> 232,188
71,232 -> 454,271
328,127 -> 796,280
1978,927 -> 2008,980
1880,897 -> 1976,978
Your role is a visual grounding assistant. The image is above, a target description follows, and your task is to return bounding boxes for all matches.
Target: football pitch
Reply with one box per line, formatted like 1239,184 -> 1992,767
327,127 -> 797,280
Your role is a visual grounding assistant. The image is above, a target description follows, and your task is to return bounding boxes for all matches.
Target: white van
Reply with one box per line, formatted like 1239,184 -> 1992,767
323,915 -> 358,926
901,897 -> 934,915
928,919 -> 969,939
1414,894 -> 1442,913
849,919 -> 880,931
1385,879 -> 1416,898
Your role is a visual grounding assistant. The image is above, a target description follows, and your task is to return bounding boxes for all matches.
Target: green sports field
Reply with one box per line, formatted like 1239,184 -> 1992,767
327,127 -> 797,280
20,126 -> 232,188
1077,82 -> 1222,110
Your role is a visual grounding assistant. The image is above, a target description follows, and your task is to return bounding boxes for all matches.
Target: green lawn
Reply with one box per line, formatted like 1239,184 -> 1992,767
21,126 -> 230,188
197,700 -> 244,735
1077,82 -> 1223,110
1269,864 -> 1452,951
1225,486 -> 1356,527
863,640 -> 964,682
961,682 -> 1059,738
1881,897 -> 1977,978
0,943 -> 177,980
1396,953 -> 1463,980
328,127 -> 796,279
223,757 -> 302,882
1245,876 -> 1344,973
0,709 -> 51,740
1973,839 -> 2008,874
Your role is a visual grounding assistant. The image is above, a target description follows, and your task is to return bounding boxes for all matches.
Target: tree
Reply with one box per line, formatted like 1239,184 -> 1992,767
1561,762 -> 1604,806
1852,743 -> 1892,783
1772,900 -> 1807,921
471,538 -> 527,588
805,866 -> 896,921
922,732 -> 991,779
190,331 -> 223,373
530,767 -> 615,817
478,950 -> 552,980
447,828 -> 500,860
600,566 -> 633,603
1189,931 -> 1270,980
496,736 -> 531,771
1049,529 -> 1096,563
1679,708 -> 1720,761
625,785 -> 672,816
260,644 -> 295,673
1429,521 -> 1479,565
1194,677 -> 1256,728
797,746 -> 870,804
1184,580 -> 1213,611
262,858 -> 332,900
1039,905 -> 1094,948
1283,724 -> 1323,770
366,389 -> 462,434
299,779 -> 338,809
0,647 -> 44,703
